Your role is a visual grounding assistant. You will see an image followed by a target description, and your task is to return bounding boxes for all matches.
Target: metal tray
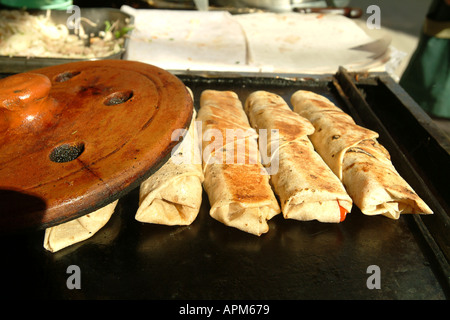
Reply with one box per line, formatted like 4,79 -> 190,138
0,69 -> 449,300
0,8 -> 132,73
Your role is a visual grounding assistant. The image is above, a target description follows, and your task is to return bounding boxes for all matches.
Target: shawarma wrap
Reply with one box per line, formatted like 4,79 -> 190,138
43,199 -> 118,253
135,108 -> 204,226
198,90 -> 281,235
244,90 -> 352,222
291,90 -> 433,219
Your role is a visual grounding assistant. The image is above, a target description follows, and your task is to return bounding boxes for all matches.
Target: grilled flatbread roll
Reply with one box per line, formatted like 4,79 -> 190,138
291,90 -> 433,219
244,91 -> 352,223
43,199 -> 118,253
135,108 -> 204,226
198,90 -> 281,236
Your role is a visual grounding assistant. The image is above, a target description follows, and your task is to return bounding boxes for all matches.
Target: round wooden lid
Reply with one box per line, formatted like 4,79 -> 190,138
0,60 -> 193,233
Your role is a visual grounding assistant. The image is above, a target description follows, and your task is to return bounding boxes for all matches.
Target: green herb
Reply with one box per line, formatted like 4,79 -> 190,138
104,20 -> 133,38
104,20 -> 112,32
114,26 -> 134,39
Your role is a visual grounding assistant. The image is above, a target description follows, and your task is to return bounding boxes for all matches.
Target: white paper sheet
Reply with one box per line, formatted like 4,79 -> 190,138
121,6 -> 391,74
233,12 -> 391,73
121,6 -> 251,72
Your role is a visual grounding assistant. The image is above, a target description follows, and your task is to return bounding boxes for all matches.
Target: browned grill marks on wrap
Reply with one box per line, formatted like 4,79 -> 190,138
198,89 -> 281,235
222,164 -> 271,203
281,142 -> 345,194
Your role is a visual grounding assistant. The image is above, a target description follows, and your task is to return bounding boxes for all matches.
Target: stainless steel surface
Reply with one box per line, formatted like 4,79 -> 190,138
211,0 -> 351,11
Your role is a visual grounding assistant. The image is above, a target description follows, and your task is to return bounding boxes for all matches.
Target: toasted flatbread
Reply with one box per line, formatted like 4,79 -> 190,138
44,199 -> 118,253
198,90 -> 281,235
245,91 -> 352,222
291,90 -> 433,219
136,108 -> 204,226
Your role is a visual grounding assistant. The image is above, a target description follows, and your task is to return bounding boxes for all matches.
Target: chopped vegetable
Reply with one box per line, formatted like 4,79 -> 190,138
0,9 -> 132,59
337,199 -> 348,222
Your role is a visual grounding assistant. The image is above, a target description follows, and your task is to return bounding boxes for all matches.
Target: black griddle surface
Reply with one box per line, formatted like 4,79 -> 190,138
1,71 -> 448,300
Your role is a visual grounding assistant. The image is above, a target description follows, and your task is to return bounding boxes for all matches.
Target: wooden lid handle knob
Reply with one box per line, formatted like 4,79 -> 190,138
0,73 -> 53,129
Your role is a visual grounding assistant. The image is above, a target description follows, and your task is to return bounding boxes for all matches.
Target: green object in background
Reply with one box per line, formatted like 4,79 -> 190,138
0,0 -> 73,9
400,0 -> 450,119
